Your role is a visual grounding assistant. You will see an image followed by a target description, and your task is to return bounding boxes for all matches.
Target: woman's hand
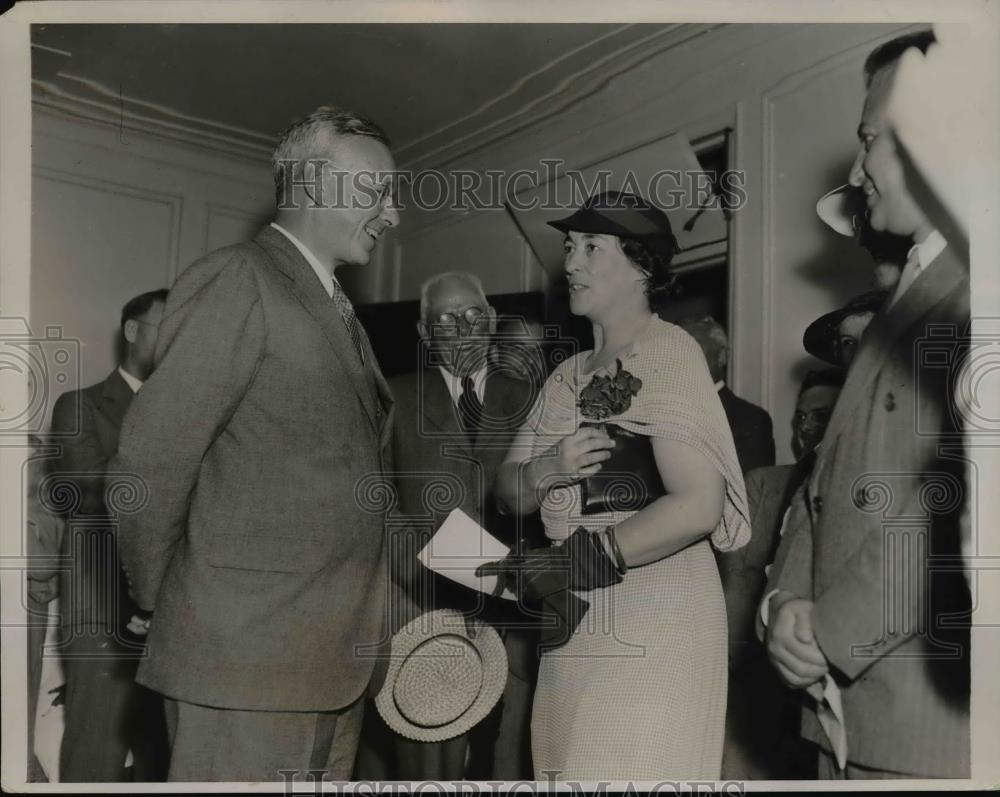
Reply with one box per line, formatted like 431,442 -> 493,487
539,426 -> 616,487
476,527 -> 625,600
475,528 -> 623,651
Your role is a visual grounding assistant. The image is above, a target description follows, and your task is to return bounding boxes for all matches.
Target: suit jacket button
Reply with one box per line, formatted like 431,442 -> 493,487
884,392 -> 896,411
812,496 -> 823,514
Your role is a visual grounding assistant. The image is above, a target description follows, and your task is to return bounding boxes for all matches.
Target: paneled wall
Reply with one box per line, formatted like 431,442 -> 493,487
30,22 -> 915,459
30,110 -> 274,405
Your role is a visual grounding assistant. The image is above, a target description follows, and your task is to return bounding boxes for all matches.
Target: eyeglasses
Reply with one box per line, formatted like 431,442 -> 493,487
429,306 -> 490,338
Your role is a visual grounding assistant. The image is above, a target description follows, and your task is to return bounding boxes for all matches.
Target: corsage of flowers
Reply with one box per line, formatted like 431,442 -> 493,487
578,359 -> 643,421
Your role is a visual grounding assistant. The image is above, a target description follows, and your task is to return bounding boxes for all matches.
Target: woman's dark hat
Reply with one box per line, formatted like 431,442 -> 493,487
803,290 -> 888,365
547,191 -> 679,257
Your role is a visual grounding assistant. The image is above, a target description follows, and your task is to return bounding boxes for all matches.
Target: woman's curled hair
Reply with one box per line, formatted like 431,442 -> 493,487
619,235 -> 680,310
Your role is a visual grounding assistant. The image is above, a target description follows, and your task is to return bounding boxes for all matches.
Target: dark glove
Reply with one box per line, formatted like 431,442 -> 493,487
475,527 -> 626,650
476,526 -> 626,600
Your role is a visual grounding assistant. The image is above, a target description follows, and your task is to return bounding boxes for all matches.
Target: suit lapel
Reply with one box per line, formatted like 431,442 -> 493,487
100,369 -> 134,429
419,365 -> 472,452
478,371 -> 521,450
254,227 -> 379,432
821,248 -> 967,446
359,323 -> 395,446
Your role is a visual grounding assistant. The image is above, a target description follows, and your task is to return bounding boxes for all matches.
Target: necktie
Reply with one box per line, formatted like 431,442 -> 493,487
458,375 -> 484,441
329,280 -> 365,365
887,250 -> 921,310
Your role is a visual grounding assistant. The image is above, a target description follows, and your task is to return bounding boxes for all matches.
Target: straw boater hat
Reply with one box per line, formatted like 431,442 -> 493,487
375,609 -> 508,742
816,183 -> 866,237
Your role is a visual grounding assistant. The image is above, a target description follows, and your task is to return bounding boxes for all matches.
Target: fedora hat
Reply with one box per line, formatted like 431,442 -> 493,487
803,290 -> 889,365
816,183 -> 867,237
375,609 -> 508,743
548,191 -> 679,258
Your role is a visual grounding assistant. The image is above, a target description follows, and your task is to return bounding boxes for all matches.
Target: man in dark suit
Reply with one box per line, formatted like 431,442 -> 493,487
111,107 -> 399,782
381,272 -> 540,780
49,288 -> 169,782
717,367 -> 843,780
761,31 -> 970,779
680,316 -> 775,473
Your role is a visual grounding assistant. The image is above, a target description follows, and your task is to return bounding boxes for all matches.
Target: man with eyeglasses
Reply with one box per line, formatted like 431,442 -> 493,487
49,288 -> 170,782
374,271 -> 541,780
111,107 -> 398,782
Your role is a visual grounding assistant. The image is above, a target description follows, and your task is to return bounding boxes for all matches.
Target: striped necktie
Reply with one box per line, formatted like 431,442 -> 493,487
330,280 -> 365,365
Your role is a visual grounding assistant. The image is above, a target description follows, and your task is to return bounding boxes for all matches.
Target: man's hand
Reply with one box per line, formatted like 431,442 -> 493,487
766,595 -> 829,689
126,612 -> 152,636
27,575 -> 59,605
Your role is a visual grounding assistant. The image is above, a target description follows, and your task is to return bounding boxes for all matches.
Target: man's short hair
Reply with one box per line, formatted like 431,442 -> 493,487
272,106 -> 390,205
798,367 -> 845,398
419,272 -> 488,325
863,29 -> 937,89
121,289 -> 168,331
678,315 -> 728,382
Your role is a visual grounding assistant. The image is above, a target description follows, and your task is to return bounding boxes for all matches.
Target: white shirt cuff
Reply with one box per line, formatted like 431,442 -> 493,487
760,587 -> 781,628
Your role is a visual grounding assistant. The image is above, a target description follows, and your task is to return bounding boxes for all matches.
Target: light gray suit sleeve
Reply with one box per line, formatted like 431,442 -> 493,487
112,254 -> 265,610
755,480 -> 814,641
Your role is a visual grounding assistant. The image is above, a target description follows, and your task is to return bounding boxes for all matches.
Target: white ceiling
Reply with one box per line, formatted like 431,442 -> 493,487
31,23 -> 688,168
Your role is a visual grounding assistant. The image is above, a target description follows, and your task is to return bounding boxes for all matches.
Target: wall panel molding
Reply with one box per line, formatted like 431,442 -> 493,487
33,164 -> 183,282
203,201 -> 264,255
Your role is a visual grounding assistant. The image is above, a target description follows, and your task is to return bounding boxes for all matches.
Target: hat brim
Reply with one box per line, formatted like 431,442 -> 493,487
375,610 -> 508,743
802,291 -> 888,364
803,311 -> 846,365
816,184 -> 864,237
547,212 -> 677,258
547,207 -> 642,238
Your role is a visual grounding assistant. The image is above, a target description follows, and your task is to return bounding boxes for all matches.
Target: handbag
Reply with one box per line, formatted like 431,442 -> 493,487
579,422 -> 666,515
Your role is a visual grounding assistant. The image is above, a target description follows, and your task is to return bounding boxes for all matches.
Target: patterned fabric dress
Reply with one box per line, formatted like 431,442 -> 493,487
528,317 -> 750,781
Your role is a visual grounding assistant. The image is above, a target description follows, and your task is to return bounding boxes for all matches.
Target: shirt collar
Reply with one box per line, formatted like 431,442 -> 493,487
118,366 -> 143,393
438,365 -> 488,407
270,222 -> 337,299
714,380 -> 725,392
890,228 -> 947,308
906,228 -> 947,270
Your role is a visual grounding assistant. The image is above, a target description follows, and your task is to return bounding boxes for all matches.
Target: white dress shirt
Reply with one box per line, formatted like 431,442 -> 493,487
118,366 -> 144,393
438,365 -> 488,407
887,228 -> 947,310
270,222 -> 336,299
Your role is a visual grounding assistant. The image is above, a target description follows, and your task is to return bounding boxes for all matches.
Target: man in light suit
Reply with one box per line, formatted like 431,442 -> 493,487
718,367 -> 843,780
680,316 -> 776,473
112,107 -> 399,782
49,289 -> 169,782
761,31 -> 970,779
377,272 -> 541,780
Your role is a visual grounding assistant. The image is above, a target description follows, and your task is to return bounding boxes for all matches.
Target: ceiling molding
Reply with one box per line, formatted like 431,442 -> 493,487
32,75 -> 274,163
397,23 -> 725,171
30,24 -> 723,172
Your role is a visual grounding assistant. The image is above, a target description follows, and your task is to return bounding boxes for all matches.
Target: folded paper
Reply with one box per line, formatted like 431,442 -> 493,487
418,508 -> 517,601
